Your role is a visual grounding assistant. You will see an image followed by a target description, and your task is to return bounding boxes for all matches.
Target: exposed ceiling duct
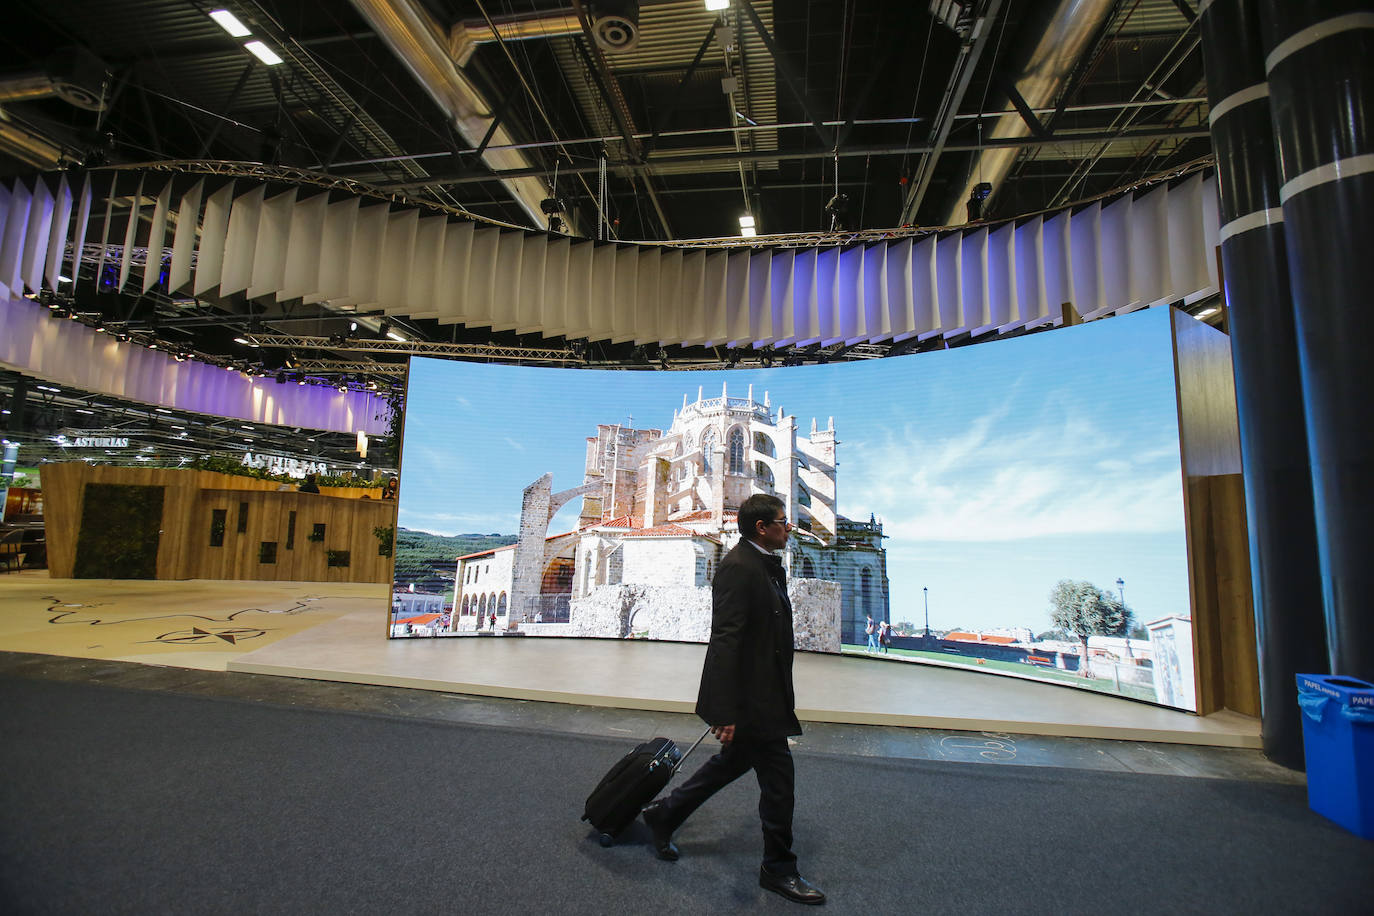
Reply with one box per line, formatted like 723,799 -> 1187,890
449,11 -> 584,67
943,0 -> 1116,225
347,0 -> 571,232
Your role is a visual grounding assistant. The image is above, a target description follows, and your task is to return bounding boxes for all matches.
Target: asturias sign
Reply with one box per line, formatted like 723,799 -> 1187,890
73,436 -> 130,448
241,452 -> 329,479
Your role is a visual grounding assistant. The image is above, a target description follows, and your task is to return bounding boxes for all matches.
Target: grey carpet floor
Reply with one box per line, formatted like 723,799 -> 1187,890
0,676 -> 1370,915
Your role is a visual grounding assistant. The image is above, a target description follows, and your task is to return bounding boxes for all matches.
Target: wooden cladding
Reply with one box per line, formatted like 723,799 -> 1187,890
41,464 -> 394,583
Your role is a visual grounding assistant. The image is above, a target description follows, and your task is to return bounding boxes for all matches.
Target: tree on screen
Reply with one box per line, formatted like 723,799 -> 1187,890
1049,580 -> 1130,678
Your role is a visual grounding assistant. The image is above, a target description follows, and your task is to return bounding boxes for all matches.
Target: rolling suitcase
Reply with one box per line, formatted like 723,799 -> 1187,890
582,729 -> 710,847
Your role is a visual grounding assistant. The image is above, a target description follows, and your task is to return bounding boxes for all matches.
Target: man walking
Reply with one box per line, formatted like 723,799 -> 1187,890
641,494 -> 825,906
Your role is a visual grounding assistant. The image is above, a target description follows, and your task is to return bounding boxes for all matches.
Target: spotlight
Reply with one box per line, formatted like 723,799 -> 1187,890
760,350 -> 774,369
540,197 -> 566,216
824,193 -> 850,232
966,181 -> 993,222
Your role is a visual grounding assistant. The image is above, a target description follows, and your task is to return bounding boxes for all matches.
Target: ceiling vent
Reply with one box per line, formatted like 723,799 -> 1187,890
591,0 -> 640,54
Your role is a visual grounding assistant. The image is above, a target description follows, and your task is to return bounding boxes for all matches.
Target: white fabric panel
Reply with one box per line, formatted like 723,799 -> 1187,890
632,245 -> 661,345
935,232 -> 963,333
693,250 -> 721,346
837,245 -> 865,343
515,233 -> 548,335
1069,202 -> 1104,315
69,175 -> 93,293
906,236 -> 939,340
677,248 -> 706,345
791,248 -> 818,346
1201,175 -> 1221,290
279,192 -> 327,302
655,246 -> 684,344
587,243 -> 616,340
430,219 -> 472,323
1129,185 -> 1169,306
194,182 -> 234,296
563,240 -> 593,339
1096,194 -> 1131,316
21,179 -> 55,295
541,235 -> 570,337
1167,175 -> 1209,299
117,174 -> 144,293
986,223 -> 1015,330
93,174 -> 117,292
315,196 -> 359,304
248,189 -> 296,300
1,181 -> 32,297
748,249 -> 773,345
0,185 -> 10,300
858,243 -> 888,343
718,249 -> 749,346
44,175 -> 73,291
167,179 -> 203,294
220,183 -> 264,297
960,227 -> 990,330
345,204 -> 389,306
141,180 -> 172,293
607,244 -> 636,342
1041,211 -> 1072,322
812,247 -> 839,345
376,208 -> 418,311
1013,217 -> 1048,327
457,226 -> 499,327
488,230 -> 525,332
403,216 -> 446,315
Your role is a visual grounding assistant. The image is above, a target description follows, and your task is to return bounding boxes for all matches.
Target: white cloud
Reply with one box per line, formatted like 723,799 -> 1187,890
502,437 -> 526,452
841,409 -> 1185,542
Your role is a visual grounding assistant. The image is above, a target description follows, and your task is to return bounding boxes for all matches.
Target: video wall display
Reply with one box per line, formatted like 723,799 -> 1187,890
392,306 -> 1197,711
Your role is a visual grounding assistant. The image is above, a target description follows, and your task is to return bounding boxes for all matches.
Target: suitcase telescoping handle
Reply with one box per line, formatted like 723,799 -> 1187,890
675,728 -> 713,774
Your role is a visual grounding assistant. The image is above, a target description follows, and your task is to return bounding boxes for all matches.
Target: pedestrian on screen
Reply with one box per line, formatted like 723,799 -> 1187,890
640,493 -> 825,906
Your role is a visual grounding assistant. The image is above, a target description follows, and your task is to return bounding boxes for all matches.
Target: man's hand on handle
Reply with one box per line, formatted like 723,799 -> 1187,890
711,724 -> 735,746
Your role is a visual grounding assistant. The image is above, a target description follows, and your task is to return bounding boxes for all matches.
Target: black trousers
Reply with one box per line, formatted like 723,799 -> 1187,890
657,735 -> 797,876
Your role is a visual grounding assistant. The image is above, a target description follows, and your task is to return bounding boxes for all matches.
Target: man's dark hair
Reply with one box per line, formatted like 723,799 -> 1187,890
738,493 -> 786,538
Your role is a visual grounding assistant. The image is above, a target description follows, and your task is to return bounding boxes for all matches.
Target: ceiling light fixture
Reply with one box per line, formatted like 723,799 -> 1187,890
244,40 -> 284,66
739,214 -> 757,237
705,0 -> 730,11
1196,307 -> 1219,318
386,330 -> 406,342
209,9 -> 252,37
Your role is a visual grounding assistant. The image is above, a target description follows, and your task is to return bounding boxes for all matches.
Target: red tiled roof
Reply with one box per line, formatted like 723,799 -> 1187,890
395,614 -> 443,625
620,523 -> 706,538
944,631 -> 1017,644
672,509 -> 737,522
598,515 -> 641,529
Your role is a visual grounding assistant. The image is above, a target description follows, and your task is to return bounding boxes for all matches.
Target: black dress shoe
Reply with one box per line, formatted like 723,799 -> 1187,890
641,802 -> 679,861
759,869 -> 826,905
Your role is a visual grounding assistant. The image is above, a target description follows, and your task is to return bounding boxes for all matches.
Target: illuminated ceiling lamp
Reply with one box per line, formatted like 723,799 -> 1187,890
739,214 -> 757,238
208,9 -> 252,37
705,0 -> 730,11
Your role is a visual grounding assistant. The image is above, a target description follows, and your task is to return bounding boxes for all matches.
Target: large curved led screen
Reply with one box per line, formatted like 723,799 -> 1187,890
392,307 -> 1197,711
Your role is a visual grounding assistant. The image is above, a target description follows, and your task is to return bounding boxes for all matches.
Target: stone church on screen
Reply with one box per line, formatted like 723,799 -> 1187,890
453,383 -> 889,649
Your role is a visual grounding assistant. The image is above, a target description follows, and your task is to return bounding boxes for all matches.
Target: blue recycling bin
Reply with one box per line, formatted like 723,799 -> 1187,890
1297,674 -> 1374,839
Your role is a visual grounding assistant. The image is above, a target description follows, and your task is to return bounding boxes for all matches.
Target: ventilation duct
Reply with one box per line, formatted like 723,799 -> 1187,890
590,0 -> 641,53
943,0 -> 1115,224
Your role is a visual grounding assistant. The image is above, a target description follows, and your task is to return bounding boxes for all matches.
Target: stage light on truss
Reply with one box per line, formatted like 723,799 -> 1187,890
209,9 -> 253,37
244,40 -> 284,66
739,213 -> 757,238
386,330 -> 406,342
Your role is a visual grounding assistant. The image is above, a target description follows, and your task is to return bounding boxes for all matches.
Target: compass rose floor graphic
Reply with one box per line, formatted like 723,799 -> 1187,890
0,572 -> 387,671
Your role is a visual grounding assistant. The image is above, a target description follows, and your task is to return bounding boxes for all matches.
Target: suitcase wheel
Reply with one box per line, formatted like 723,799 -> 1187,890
598,833 -> 614,848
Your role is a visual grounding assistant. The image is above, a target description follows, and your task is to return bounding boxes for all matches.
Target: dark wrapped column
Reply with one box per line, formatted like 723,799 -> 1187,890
1199,0 -> 1327,768
1261,1 -> 1374,682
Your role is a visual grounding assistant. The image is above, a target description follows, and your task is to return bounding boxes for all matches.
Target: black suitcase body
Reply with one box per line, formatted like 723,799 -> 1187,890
582,732 -> 705,846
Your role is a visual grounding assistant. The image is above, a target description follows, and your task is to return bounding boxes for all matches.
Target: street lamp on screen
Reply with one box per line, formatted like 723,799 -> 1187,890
923,586 -> 930,639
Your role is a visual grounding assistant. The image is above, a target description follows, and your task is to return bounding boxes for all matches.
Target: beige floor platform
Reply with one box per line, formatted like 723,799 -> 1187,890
229,606 -> 1262,749
0,573 -> 1259,748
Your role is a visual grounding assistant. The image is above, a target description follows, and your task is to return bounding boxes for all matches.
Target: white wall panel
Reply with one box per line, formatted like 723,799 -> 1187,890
194,182 -> 234,296
167,178 -> 203,294
935,232 -> 963,333
515,233 -> 548,335
748,249 -> 773,345
404,216 -> 446,315
837,244 -> 864,343
721,249 -> 751,346
813,246 -> 839,345
1130,185 -> 1169,306
248,188 -> 295,300
1013,217 -> 1047,328
588,242 -> 617,340
428,216 -> 471,322
279,192 -> 327,302
116,174 -> 143,293
314,196 -> 359,304
611,243 -> 639,344
1069,202 -> 1104,316
21,179 -> 55,295
0,185 -> 10,300
655,246 -> 684,344
1,181 -> 32,297
791,248 -> 818,346
633,246 -> 662,345
960,227 -> 990,330
141,179 -> 172,294
45,175 -> 73,291
768,247 -> 795,345
540,234 -> 570,337
1168,175 -> 1209,299
1096,194 -> 1131,316
563,240 -> 593,339
1041,210 -> 1072,323
345,204 -> 389,306
986,223 -> 1015,330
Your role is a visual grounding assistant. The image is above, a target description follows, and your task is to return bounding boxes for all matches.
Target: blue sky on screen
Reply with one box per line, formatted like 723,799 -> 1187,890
397,306 -> 1189,633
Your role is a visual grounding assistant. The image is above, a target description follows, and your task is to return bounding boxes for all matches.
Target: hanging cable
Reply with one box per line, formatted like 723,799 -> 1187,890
598,153 -> 608,241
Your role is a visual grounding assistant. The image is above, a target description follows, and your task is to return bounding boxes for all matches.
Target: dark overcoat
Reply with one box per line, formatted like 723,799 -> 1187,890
694,540 -> 803,740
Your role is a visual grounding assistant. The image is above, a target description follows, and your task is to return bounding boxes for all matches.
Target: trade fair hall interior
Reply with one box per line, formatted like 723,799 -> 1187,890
1,1 -> 1371,912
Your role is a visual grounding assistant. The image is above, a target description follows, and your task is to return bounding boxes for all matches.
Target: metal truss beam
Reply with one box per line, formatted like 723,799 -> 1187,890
245,333 -> 580,363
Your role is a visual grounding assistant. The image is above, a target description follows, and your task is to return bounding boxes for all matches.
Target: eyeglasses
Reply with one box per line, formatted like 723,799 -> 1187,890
764,518 -> 788,527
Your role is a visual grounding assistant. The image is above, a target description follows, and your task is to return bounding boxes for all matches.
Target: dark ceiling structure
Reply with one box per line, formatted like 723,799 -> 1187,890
0,0 -> 1212,412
